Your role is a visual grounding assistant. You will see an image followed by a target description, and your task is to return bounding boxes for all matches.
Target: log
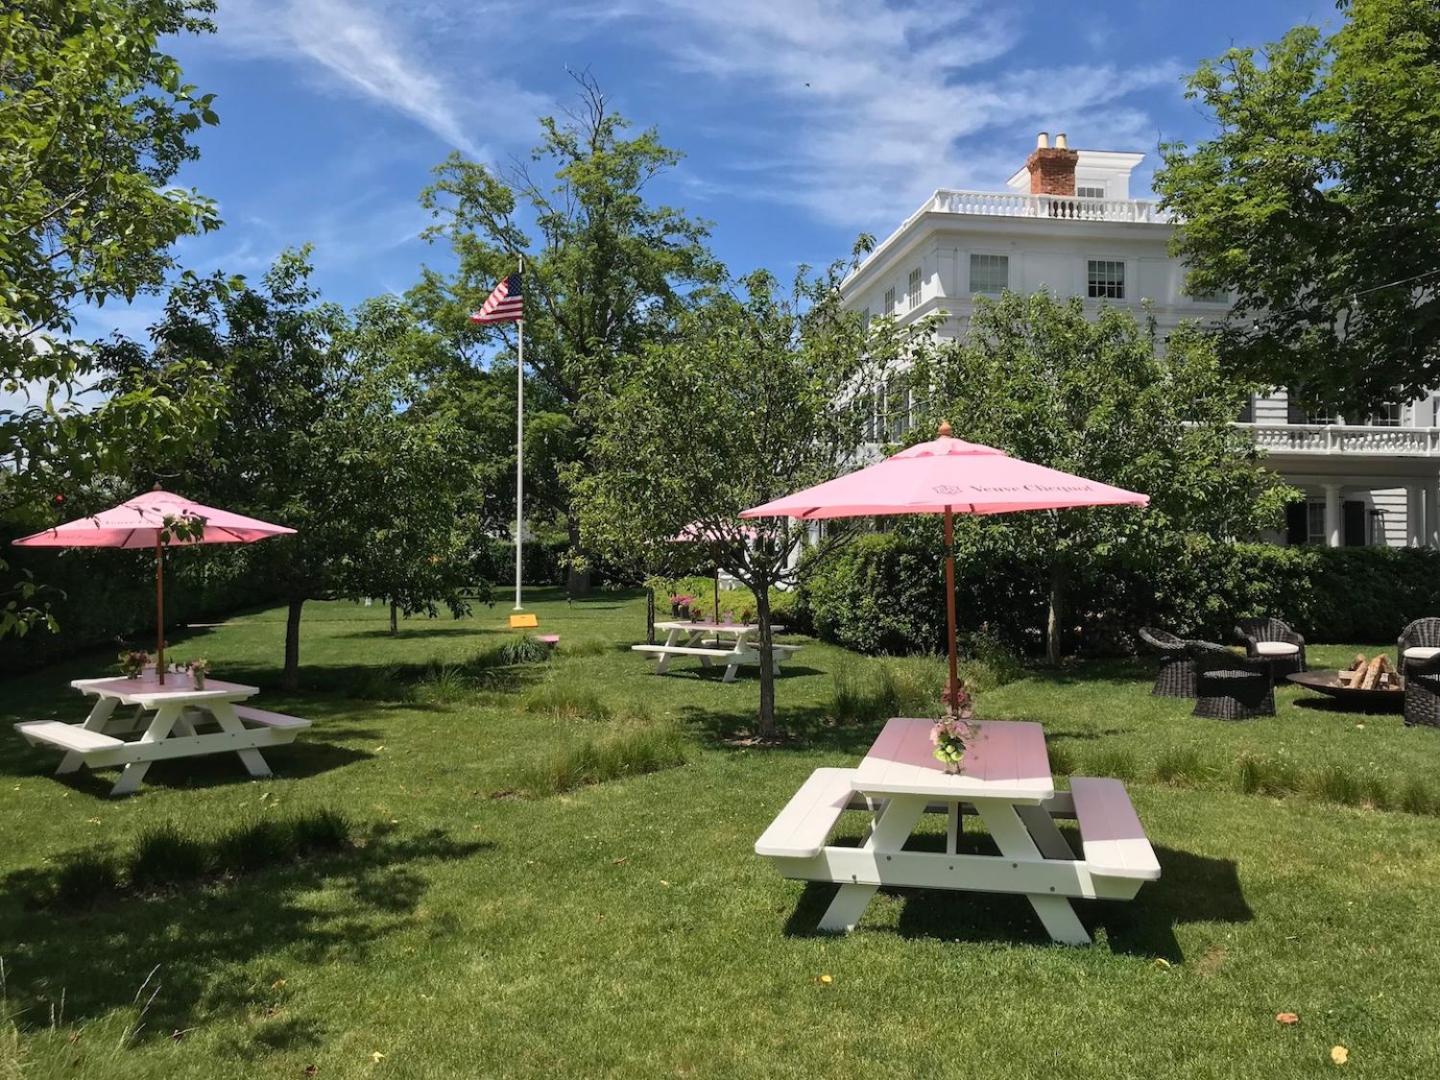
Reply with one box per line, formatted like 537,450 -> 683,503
1360,655 -> 1385,691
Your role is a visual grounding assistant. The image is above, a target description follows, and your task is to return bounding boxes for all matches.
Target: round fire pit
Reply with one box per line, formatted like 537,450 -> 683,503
1287,670 -> 1405,712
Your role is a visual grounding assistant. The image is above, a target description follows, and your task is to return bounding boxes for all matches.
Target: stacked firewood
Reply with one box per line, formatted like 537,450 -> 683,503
1337,653 -> 1403,690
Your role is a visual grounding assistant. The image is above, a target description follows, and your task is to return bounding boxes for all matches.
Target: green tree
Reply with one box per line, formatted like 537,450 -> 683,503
910,292 -> 1295,665
577,258 -> 920,738
116,252 -> 485,687
1154,0 -> 1440,415
411,74 -> 723,591
1,0 -> 225,631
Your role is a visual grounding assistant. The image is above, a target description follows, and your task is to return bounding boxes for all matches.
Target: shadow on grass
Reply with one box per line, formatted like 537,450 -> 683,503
1290,696 -> 1404,717
0,827 -> 494,1038
780,836 -> 1248,961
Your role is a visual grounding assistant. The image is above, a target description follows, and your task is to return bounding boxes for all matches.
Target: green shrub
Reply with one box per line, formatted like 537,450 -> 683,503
508,721 -> 688,797
130,822 -> 209,889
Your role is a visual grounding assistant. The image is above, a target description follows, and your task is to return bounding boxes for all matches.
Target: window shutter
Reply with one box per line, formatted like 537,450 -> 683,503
1285,502 -> 1308,546
1343,501 -> 1367,547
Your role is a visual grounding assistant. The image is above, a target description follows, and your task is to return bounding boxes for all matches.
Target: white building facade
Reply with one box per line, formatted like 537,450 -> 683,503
841,133 -> 1440,549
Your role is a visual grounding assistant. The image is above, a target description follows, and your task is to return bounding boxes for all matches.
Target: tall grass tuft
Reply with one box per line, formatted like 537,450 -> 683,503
52,852 -> 121,910
1152,746 -> 1209,787
415,661 -> 472,705
508,721 -> 688,798
1307,765 -> 1363,807
559,638 -> 609,658
1084,745 -> 1139,782
1046,741 -> 1076,778
1400,777 -> 1435,816
129,822 -> 209,890
290,807 -> 353,852
496,634 -> 552,665
1233,753 -> 1301,797
214,819 -> 297,874
830,662 -> 941,725
522,679 -> 611,721
348,664 -> 415,702
961,625 -> 1025,690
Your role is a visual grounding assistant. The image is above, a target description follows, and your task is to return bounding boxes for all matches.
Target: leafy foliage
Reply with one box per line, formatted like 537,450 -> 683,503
1154,0 -> 1440,414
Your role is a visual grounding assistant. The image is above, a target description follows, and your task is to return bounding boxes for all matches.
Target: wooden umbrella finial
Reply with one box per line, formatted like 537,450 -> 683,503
938,420 -> 952,437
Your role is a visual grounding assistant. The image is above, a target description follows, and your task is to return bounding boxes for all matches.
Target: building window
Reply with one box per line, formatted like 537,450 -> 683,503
884,287 -> 896,315
907,267 -> 921,309
861,307 -> 871,329
1306,410 -> 1338,426
1370,402 -> 1403,426
1237,394 -> 1254,424
969,253 -> 1009,295
1076,185 -> 1105,199
1087,259 -> 1125,299
1306,501 -> 1326,546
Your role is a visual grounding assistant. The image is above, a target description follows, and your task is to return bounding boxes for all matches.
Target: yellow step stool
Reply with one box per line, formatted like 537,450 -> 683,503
508,613 -> 539,629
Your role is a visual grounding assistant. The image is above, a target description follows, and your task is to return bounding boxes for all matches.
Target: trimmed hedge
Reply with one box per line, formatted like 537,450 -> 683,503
801,527 -> 1440,656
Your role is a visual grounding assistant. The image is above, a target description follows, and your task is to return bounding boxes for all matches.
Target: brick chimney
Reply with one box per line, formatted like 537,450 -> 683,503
1025,131 -> 1078,196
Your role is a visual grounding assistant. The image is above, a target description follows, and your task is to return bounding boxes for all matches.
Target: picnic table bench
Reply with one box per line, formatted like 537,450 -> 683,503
15,674 -> 311,797
632,621 -> 799,682
755,718 -> 1159,945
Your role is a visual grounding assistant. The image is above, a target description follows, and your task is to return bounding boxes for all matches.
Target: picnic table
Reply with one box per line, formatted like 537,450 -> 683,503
14,672 -> 310,797
632,620 -> 801,682
755,717 -> 1160,945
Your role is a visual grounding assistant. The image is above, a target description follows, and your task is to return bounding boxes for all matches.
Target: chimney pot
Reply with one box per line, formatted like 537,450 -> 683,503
1054,132 -> 1068,149
1036,131 -> 1050,149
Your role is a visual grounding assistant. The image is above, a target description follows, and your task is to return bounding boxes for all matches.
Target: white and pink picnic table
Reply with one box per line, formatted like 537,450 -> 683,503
632,620 -> 801,682
755,717 -> 1160,945
15,671 -> 310,797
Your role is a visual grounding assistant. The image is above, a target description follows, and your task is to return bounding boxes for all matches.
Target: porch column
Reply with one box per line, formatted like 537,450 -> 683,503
1323,484 -> 1342,548
1428,473 -> 1440,549
1407,484 -> 1425,547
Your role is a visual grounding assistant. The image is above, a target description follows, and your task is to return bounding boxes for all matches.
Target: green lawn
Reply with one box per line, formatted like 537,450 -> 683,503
2,589 -> 1439,1078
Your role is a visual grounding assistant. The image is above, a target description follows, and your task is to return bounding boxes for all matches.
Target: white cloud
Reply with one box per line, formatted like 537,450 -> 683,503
580,0 -> 1181,227
215,0 -> 549,160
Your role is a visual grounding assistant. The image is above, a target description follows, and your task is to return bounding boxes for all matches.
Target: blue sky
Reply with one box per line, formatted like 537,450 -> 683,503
76,0 -> 1341,341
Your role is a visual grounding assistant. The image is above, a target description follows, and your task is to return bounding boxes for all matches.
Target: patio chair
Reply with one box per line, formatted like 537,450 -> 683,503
1188,641 -> 1275,720
1396,617 -> 1440,680
1403,650 -> 1440,728
1138,626 -> 1197,698
1234,617 -> 1306,677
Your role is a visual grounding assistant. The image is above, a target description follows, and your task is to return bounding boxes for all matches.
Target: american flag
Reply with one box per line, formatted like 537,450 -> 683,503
469,272 -> 524,324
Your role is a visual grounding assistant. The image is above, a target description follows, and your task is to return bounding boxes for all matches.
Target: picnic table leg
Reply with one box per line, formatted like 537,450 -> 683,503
57,697 -> 119,775
1015,804 -> 1077,861
946,803 -> 962,854
655,627 -> 683,674
817,795 -> 926,933
688,630 -> 714,668
109,703 -> 184,797
207,701 -> 273,779
975,799 -> 1090,946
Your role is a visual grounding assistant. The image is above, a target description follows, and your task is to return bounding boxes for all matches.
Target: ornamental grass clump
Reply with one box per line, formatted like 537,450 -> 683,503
415,661 -> 473,705
130,822 -> 209,890
522,679 -> 611,721
496,634 -> 552,666
1152,746 -> 1210,787
508,720 -> 688,798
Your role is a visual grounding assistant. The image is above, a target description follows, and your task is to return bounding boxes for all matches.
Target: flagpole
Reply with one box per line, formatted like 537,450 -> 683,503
514,256 -> 525,611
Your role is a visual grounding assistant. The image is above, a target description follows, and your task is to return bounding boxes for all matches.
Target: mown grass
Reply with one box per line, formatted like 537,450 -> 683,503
0,589 -> 1439,1078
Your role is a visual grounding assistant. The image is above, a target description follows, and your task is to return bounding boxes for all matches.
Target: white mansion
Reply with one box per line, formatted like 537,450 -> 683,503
841,133 -> 1440,550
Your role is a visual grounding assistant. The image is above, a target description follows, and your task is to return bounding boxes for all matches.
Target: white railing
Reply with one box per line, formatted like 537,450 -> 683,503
927,189 -> 1169,224
1237,423 -> 1440,456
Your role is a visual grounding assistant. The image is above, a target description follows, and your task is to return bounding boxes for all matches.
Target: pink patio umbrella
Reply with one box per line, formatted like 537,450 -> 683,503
741,421 -> 1148,715
13,488 -> 295,684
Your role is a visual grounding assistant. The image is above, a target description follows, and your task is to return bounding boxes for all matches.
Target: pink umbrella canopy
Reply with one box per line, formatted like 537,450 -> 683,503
742,422 -> 1148,715
13,489 -> 295,682
13,489 -> 295,548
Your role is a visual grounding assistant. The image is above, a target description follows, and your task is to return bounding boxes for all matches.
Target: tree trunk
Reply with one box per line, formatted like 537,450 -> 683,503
283,597 -> 305,691
645,586 -> 656,645
1046,559 -> 1064,667
566,515 -> 591,598
754,583 -> 776,739
389,601 -> 398,636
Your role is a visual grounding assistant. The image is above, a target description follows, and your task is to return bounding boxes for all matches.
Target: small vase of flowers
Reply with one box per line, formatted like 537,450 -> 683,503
187,658 -> 212,690
669,594 -> 694,619
118,650 -> 151,680
932,682 -> 975,773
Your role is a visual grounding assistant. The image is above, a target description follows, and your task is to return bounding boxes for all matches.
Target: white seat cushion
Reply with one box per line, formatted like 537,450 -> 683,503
1404,646 -> 1440,661
1255,641 -> 1300,657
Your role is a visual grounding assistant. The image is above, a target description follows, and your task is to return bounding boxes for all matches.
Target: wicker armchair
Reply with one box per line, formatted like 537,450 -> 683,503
1397,617 -> 1440,680
1404,650 -> 1440,728
1234,617 -> 1307,677
1188,641 -> 1275,720
1139,626 -> 1197,698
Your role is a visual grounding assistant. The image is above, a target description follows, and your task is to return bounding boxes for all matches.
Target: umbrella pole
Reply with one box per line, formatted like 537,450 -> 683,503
944,505 -> 958,718
155,536 -> 166,685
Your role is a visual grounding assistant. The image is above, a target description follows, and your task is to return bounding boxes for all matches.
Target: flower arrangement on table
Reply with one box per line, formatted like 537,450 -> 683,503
118,650 -> 152,679
186,658 -> 212,690
668,594 -> 695,619
932,682 -> 975,772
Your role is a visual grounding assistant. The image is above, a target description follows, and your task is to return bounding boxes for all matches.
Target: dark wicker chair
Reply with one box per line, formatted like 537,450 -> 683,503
1397,617 -> 1440,680
1139,626 -> 1197,698
1234,617 -> 1307,677
1403,649 -> 1440,728
1188,641 -> 1275,720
